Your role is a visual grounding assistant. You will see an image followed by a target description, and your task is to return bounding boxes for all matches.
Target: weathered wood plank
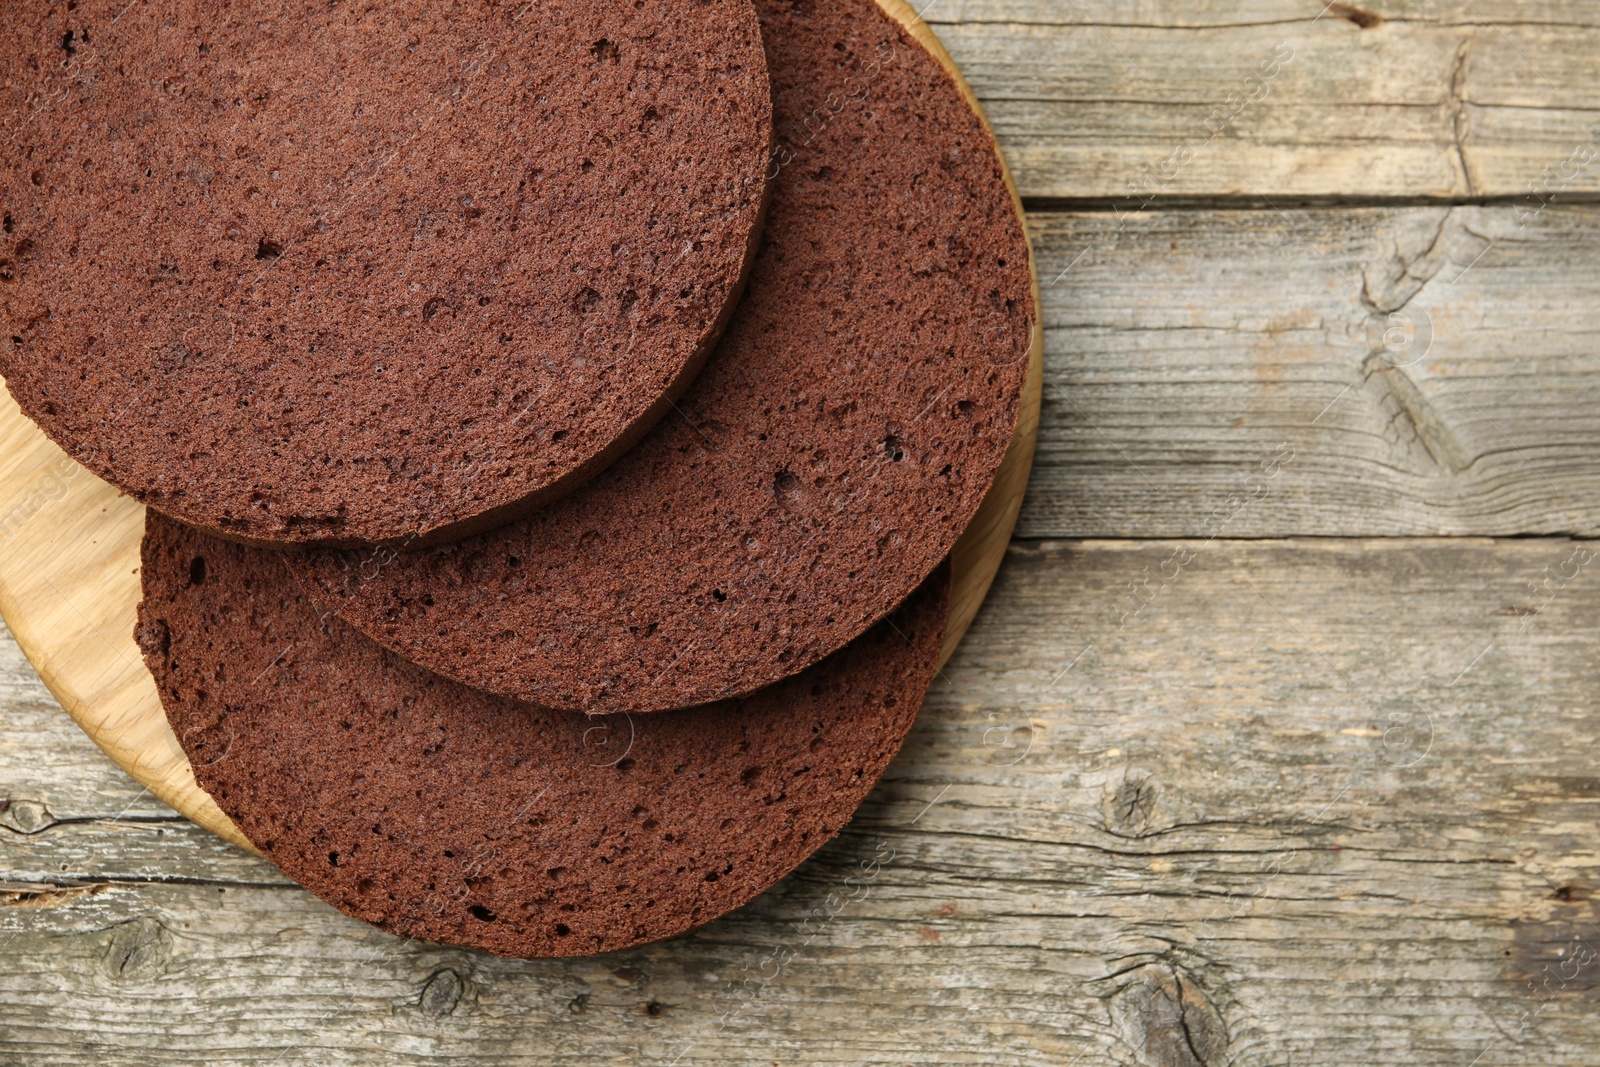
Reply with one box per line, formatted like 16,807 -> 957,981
1022,202 -> 1600,538
5,539 -> 1599,1064
923,0 -> 1600,200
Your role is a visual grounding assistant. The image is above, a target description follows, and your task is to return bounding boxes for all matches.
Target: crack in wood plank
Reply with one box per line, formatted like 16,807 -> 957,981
1449,40 -> 1481,198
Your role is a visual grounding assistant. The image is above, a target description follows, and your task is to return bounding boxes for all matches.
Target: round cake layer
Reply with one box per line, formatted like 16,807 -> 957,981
138,512 -> 947,957
0,0 -> 771,547
292,0 -> 1034,713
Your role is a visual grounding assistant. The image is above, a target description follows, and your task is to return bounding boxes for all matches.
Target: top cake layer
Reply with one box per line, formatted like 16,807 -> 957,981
0,0 -> 771,547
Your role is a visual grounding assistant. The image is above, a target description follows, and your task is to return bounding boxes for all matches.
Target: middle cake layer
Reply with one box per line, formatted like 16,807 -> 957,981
291,0 -> 1034,713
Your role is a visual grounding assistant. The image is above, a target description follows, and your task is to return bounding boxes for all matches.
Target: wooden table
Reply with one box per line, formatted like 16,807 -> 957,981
5,2 -> 1600,1063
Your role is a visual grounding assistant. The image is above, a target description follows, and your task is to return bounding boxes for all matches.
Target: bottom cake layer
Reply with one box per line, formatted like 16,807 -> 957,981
137,513 -> 948,957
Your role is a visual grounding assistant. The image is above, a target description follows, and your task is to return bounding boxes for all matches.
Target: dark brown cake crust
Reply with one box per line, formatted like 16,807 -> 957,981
291,0 -> 1034,714
0,0 -> 771,547
137,512 -> 947,958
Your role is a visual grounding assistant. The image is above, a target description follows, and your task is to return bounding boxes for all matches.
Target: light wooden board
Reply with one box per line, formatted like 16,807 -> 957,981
934,0 -> 1600,201
0,0 -> 1043,853
0,394 -> 254,852
6,538 -> 1600,1065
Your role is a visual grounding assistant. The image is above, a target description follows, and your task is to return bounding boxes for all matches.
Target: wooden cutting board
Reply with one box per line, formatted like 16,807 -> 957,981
0,0 -> 1042,853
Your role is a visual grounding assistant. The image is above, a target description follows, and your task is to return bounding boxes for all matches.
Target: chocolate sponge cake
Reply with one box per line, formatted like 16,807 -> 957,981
137,512 -> 947,957
0,0 -> 771,547
291,0 -> 1036,714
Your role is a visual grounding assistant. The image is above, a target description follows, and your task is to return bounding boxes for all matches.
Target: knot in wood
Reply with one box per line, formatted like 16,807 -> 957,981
0,797 -> 56,834
1106,962 -> 1228,1067
1103,769 -> 1159,837
102,917 -> 173,980
418,966 -> 474,1018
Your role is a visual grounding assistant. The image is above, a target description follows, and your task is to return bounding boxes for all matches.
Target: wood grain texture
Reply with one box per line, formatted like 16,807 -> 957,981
1023,202 -> 1600,538
931,0 -> 1600,201
6,539 -> 1600,1065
